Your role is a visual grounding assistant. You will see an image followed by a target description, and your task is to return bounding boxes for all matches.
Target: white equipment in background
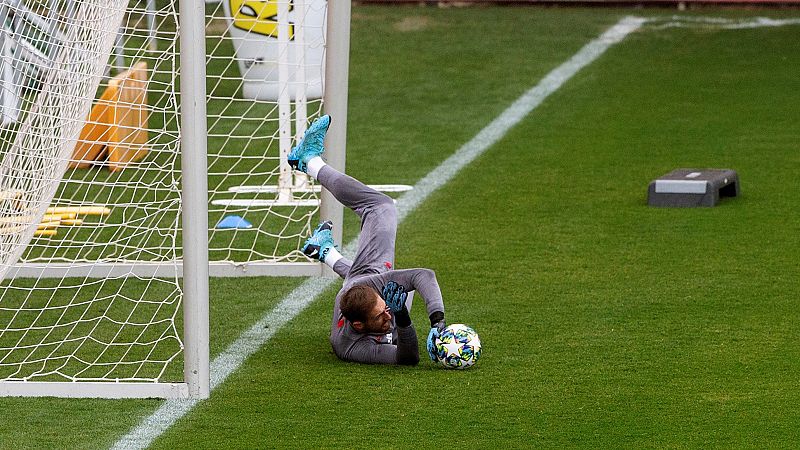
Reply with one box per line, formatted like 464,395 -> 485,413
221,0 -> 325,101
213,184 -> 413,208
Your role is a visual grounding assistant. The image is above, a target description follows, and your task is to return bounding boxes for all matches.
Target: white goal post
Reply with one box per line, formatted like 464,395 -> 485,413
0,0 -> 351,399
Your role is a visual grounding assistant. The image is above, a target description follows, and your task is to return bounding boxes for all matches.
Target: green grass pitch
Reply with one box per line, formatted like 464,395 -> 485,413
2,5 -> 800,448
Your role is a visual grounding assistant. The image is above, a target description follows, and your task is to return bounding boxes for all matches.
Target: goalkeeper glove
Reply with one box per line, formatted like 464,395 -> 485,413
381,281 -> 407,313
426,312 -> 446,362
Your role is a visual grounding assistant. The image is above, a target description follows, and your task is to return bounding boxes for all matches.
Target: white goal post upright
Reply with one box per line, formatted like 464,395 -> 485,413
321,0 -> 350,265
277,0 -> 292,205
179,0 -> 210,401
293,0 -> 310,192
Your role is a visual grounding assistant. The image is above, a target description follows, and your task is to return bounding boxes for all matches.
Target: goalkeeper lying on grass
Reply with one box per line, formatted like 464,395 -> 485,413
288,115 -> 445,365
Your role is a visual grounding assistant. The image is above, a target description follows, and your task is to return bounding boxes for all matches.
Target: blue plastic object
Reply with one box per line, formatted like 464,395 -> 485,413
215,215 -> 253,229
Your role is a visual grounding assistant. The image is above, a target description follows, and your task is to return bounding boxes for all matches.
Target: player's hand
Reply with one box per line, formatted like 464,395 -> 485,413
426,320 -> 446,361
381,281 -> 407,313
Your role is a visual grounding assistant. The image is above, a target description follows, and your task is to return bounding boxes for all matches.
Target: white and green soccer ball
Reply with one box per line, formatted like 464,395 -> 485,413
432,324 -> 482,369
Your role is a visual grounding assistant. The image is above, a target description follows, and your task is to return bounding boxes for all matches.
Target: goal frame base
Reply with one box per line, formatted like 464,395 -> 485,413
0,381 -> 189,399
6,261 -> 324,278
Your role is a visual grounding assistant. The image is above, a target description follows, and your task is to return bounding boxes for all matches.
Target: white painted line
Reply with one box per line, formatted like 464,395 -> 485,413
395,16 -> 646,222
111,16 -> 644,450
650,16 -> 800,30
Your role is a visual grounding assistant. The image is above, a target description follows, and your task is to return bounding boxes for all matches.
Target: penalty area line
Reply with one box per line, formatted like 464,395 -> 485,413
111,15 -> 645,450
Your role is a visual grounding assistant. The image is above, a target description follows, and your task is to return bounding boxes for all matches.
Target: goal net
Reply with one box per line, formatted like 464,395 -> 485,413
0,0 -> 340,398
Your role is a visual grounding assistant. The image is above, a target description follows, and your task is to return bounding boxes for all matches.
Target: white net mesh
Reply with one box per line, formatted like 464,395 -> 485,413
0,0 -> 326,385
205,0 -> 325,266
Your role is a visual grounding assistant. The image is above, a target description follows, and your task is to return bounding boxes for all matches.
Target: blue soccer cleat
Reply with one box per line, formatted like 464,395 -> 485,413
302,220 -> 336,262
288,115 -> 331,173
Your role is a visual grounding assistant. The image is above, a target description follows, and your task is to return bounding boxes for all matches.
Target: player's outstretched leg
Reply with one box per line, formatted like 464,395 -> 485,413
291,115 -> 396,278
288,114 -> 388,216
288,114 -> 331,175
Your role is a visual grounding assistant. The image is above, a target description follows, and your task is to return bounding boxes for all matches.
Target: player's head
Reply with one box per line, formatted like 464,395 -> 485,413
341,285 -> 392,334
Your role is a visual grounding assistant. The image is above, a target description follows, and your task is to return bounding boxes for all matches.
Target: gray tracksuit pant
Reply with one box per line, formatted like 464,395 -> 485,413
318,165 -> 444,365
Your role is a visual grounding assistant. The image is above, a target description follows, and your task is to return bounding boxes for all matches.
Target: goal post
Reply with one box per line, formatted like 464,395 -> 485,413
0,0 -> 351,398
320,0 -> 350,274
180,0 -> 210,400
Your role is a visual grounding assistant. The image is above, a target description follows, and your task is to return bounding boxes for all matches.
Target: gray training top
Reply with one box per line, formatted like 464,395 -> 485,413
329,266 -> 445,365
314,164 -> 444,365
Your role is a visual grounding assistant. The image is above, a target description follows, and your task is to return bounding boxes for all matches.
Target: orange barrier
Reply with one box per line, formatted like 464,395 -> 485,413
71,61 -> 149,172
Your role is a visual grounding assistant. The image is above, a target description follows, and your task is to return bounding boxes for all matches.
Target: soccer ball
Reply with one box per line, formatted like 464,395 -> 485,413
432,324 -> 482,369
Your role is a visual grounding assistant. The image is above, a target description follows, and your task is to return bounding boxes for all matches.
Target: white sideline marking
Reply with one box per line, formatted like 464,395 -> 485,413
111,16 -> 644,450
650,16 -> 800,30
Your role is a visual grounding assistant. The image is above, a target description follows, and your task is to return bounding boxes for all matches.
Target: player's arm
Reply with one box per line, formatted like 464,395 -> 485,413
363,269 -> 447,359
381,281 -> 420,365
336,281 -> 420,365
352,270 -> 447,363
344,325 -> 419,365
360,269 -> 445,324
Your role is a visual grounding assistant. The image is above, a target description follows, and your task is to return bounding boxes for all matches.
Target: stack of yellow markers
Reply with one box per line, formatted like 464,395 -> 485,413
0,206 -> 111,238
38,206 -> 112,237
